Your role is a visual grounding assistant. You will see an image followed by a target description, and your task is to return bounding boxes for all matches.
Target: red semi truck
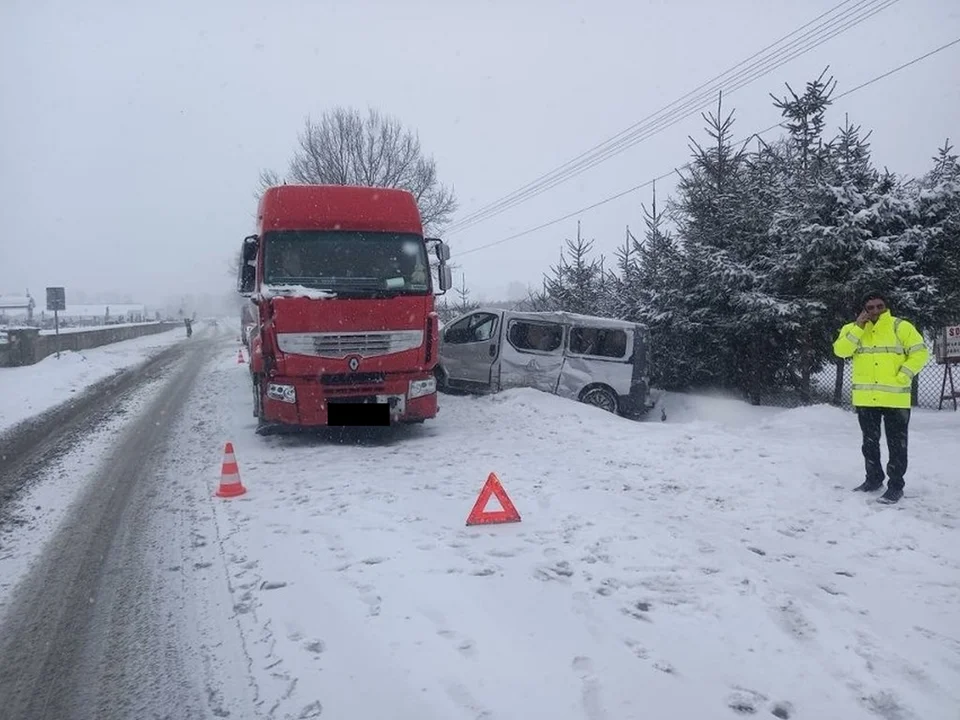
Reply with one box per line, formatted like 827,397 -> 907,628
237,184 -> 452,433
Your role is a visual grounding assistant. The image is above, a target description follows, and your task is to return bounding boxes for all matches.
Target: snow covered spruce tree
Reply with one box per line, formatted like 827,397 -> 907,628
626,186 -> 692,390
667,93 -> 786,399
907,140 -> 960,330
762,69 -> 843,402
529,75 -> 958,407
542,222 -> 613,316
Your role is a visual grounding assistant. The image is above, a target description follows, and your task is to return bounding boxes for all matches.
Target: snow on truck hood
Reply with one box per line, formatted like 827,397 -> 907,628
256,284 -> 338,300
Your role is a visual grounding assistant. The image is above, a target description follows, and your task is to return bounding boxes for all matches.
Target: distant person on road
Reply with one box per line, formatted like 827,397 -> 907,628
832,291 -> 929,504
184,317 -> 193,338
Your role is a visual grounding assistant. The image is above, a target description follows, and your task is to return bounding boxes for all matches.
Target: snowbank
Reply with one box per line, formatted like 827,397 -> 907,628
195,368 -> 960,719
0,326 -> 186,435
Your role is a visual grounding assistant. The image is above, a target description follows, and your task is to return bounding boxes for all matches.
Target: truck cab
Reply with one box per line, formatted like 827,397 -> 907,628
238,184 -> 452,432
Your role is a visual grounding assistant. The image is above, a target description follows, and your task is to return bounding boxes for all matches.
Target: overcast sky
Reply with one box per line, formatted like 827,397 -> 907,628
1,0 -> 958,308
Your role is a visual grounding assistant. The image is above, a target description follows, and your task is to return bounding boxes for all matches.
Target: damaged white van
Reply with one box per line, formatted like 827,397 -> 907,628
436,308 -> 654,418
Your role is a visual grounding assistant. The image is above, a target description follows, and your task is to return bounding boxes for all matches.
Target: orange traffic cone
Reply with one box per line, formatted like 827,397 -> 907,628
237,349 -> 245,364
216,442 -> 247,498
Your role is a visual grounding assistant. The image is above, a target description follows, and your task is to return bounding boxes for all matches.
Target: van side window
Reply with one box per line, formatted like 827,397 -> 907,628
569,326 -> 628,358
444,313 -> 498,344
508,321 -> 563,352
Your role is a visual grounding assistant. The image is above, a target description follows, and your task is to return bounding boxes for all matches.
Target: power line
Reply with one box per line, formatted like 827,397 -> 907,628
446,0 -> 901,235
447,0 -> 897,234
455,36 -> 960,259
833,36 -> 960,99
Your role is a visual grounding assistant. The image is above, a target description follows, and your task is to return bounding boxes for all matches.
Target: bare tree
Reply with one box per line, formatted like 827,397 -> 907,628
256,169 -> 283,200
259,107 -> 458,234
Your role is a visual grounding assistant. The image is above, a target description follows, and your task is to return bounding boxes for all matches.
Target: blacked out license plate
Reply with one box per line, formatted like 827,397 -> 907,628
327,401 -> 391,427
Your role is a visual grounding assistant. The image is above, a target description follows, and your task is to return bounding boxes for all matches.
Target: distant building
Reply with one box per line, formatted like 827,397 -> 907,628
1,298 -> 149,330
55,304 -> 147,325
0,294 -> 35,324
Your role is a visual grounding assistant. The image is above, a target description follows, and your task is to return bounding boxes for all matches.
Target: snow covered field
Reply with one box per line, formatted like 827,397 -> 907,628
0,325 -> 189,434
2,337 -> 958,719
195,354 -> 960,719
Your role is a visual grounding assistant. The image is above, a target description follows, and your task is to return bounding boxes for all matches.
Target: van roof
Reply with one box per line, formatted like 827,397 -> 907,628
473,307 -> 644,330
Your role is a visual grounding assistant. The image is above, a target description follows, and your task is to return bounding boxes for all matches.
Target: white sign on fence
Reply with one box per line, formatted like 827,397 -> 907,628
938,325 -> 960,363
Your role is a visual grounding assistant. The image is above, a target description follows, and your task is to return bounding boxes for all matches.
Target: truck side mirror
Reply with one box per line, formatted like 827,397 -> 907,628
426,238 -> 450,262
439,265 -> 453,293
238,263 -> 256,296
238,234 -> 259,296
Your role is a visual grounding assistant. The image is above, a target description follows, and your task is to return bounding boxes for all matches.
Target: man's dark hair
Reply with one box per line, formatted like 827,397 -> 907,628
860,290 -> 890,309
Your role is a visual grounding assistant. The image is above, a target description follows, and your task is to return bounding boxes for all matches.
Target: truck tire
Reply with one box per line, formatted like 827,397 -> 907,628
253,378 -> 262,418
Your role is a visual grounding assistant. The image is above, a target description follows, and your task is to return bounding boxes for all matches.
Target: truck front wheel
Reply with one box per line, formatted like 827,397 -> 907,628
253,378 -> 262,418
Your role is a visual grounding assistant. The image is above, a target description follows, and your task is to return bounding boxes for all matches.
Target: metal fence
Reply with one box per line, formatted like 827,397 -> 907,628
756,339 -> 959,411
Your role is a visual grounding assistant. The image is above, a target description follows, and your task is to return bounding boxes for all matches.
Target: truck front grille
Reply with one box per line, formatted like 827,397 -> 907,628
277,330 -> 423,358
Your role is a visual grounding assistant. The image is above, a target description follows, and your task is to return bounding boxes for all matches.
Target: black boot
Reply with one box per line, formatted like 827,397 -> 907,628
853,480 -> 883,492
877,487 -> 903,504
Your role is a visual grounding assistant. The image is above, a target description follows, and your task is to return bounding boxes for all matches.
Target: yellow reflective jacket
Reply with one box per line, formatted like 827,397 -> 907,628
833,310 -> 929,408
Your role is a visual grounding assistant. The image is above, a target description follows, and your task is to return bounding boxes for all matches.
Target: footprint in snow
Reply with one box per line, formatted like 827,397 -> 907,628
818,584 -> 845,596
571,656 -> 607,720
621,600 -> 653,622
443,680 -> 492,719
534,561 -> 574,582
771,701 -> 794,719
298,700 -> 323,718
594,578 -> 622,597
260,581 -> 287,591
303,639 -> 325,655
359,591 -> 381,616
775,598 -> 816,640
725,687 -> 767,715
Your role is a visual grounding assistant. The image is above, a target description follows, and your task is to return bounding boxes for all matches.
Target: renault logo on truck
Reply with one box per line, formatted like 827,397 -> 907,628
348,356 -> 360,371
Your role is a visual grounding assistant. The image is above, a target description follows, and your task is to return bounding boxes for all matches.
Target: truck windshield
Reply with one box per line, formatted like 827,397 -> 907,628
263,230 -> 430,295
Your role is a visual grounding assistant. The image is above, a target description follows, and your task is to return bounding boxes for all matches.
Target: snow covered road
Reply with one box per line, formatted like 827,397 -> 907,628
0,329 -> 247,719
0,329 -> 958,719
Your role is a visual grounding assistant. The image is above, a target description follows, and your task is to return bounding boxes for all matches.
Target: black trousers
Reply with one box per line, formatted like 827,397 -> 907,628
857,407 -> 911,491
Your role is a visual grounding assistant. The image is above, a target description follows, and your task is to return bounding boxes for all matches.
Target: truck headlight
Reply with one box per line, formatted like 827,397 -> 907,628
408,377 -> 436,399
266,383 -> 297,404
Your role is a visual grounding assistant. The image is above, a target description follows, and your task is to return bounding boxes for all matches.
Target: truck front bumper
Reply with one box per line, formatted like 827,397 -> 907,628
260,373 -> 438,428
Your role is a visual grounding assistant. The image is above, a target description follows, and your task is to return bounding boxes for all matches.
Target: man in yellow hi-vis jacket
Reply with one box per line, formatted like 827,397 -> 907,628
833,291 -> 930,504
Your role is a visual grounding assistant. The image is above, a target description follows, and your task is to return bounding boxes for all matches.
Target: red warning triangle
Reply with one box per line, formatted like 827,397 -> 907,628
466,472 -> 521,526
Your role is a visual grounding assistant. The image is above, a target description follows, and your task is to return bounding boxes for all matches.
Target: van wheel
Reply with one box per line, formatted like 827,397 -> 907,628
580,385 -> 618,414
434,364 -> 448,392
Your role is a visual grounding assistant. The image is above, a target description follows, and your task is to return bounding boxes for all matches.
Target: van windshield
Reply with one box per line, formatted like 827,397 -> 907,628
263,230 -> 430,295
